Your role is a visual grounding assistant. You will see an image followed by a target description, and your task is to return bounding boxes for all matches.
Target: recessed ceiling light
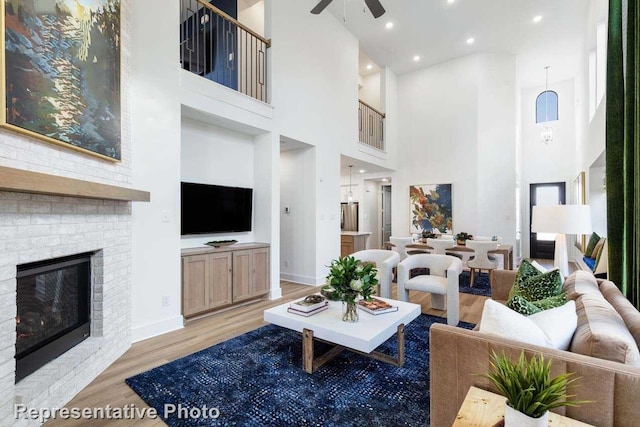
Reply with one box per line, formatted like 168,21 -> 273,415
447,0 -> 455,4
359,169 -> 366,174
382,178 -> 389,182
385,21 -> 394,29
413,55 -> 421,62
366,64 -> 373,70
532,15 -> 543,23
466,37 -> 475,45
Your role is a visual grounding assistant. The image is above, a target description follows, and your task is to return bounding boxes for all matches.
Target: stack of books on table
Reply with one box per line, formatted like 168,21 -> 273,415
358,298 -> 399,315
287,295 -> 328,317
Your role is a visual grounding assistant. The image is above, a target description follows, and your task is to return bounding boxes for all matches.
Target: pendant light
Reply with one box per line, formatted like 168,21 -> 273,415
347,165 -> 354,205
541,66 -> 553,145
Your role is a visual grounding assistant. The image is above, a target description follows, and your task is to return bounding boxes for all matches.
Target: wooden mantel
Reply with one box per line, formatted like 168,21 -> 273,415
0,166 -> 150,202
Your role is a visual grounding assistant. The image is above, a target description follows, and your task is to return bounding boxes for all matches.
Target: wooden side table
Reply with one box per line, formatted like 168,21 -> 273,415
453,387 -> 593,427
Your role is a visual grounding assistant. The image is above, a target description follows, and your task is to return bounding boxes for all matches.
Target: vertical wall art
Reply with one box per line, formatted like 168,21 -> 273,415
409,184 -> 453,234
2,0 -> 121,161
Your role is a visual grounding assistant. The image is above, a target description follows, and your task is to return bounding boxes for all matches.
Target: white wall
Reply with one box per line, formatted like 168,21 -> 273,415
239,0 -> 265,36
271,0 -> 361,282
520,78 -> 577,258
280,147 -> 317,284
363,180 -> 381,249
394,53 -> 517,245
180,117 -> 257,248
589,165 -> 607,236
359,72 -> 382,111
130,0 -> 183,342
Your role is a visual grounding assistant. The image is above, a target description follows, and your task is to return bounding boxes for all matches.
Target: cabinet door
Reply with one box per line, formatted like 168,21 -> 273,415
182,255 -> 210,317
209,252 -> 232,308
252,248 -> 270,297
232,250 -> 252,302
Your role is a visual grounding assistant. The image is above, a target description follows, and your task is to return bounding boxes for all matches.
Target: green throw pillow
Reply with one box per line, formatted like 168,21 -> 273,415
508,295 -> 542,315
514,259 -> 542,286
518,269 -> 563,301
585,232 -> 600,255
531,292 -> 568,310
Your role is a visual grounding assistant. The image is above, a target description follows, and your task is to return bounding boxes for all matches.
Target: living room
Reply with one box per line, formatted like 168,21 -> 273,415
1,0 -> 638,426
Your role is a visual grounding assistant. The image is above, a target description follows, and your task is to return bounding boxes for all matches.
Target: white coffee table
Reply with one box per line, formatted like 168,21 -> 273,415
263,297 -> 421,374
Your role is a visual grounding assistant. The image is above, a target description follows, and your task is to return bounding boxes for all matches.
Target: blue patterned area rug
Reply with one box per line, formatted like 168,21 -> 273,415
126,314 -> 474,427
458,271 -> 492,297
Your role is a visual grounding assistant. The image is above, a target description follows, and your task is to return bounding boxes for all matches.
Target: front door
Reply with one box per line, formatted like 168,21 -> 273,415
381,185 -> 392,247
530,182 -> 566,259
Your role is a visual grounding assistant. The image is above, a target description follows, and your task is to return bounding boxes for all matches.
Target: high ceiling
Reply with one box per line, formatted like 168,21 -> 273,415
323,0 -> 593,86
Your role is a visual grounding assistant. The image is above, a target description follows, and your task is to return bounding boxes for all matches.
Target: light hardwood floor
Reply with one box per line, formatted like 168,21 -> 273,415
46,281 -> 488,426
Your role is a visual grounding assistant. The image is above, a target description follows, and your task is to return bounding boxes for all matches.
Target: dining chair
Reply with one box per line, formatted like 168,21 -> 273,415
389,236 -> 414,261
465,240 -> 504,286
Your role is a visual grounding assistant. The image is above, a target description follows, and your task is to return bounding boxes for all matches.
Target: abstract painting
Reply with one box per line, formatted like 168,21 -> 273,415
409,184 -> 453,234
2,0 -> 121,161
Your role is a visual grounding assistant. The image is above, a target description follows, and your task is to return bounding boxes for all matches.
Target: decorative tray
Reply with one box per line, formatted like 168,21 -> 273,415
205,240 -> 238,248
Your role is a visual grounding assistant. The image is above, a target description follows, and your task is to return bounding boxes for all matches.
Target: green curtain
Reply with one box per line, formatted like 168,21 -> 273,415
606,0 -> 639,308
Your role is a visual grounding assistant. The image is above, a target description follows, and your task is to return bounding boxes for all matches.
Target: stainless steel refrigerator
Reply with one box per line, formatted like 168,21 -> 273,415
340,203 -> 358,232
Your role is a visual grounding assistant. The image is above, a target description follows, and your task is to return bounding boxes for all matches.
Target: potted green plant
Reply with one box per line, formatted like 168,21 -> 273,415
482,351 -> 588,427
325,256 -> 378,322
454,231 -> 473,245
421,230 -> 436,243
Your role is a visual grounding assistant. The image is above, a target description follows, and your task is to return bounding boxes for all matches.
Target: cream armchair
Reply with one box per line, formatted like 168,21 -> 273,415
350,249 -> 401,299
397,254 -> 463,325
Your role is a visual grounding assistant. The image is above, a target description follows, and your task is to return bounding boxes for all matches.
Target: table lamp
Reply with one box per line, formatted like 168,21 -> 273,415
531,205 -> 592,276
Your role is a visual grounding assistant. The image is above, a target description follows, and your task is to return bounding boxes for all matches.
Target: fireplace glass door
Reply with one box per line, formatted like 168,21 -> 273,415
16,253 -> 91,382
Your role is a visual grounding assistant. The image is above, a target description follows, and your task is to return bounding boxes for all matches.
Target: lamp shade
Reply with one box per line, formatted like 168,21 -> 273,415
531,205 -> 592,234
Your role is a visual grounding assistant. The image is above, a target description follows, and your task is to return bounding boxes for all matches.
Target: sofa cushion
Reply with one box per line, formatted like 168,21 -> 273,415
508,293 -> 569,316
563,271 -> 601,299
571,293 -> 640,366
585,232 -> 601,255
599,280 -> 640,348
514,259 -> 543,286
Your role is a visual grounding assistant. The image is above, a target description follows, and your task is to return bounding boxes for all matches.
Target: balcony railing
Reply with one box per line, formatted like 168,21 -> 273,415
358,100 -> 385,151
180,0 -> 271,103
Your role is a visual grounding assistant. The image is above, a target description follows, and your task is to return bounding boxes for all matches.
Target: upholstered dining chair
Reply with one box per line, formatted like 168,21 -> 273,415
389,236 -> 414,261
465,240 -> 503,286
397,254 -> 463,326
350,249 -> 400,299
426,238 -> 456,255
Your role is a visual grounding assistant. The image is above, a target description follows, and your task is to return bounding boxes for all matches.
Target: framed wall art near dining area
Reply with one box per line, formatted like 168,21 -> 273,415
409,183 -> 453,234
1,0 -> 121,161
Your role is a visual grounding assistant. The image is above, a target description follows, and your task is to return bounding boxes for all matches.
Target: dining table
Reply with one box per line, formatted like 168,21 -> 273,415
385,241 -> 514,270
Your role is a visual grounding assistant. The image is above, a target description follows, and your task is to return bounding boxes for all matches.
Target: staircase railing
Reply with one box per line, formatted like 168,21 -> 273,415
358,100 -> 385,151
180,0 -> 271,103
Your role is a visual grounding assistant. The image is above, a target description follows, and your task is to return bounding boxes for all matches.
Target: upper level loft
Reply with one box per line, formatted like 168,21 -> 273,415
358,51 -> 385,152
180,0 -> 270,103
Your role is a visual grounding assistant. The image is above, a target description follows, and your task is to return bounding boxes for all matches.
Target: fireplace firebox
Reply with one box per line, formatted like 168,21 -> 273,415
15,253 -> 92,382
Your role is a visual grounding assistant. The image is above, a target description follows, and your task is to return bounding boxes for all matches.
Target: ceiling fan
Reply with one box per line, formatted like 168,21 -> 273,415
311,0 -> 386,19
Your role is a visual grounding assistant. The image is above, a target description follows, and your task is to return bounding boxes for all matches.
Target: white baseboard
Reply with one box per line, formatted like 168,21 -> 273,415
132,315 -> 184,343
280,273 -> 322,286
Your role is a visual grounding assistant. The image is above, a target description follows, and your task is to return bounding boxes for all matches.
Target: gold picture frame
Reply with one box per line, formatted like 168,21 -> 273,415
1,0 -> 122,162
573,171 -> 587,251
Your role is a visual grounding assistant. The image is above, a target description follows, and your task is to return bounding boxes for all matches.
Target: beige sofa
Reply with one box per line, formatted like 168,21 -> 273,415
429,269 -> 640,427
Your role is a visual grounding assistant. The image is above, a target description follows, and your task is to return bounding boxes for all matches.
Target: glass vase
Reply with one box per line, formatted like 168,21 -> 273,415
342,300 -> 359,323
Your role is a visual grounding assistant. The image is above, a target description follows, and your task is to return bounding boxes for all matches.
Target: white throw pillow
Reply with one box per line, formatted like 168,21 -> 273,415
479,300 -> 551,347
528,301 -> 577,350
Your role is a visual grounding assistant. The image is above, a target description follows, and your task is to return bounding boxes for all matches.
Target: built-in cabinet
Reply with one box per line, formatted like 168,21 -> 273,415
340,232 -> 370,257
181,243 -> 270,318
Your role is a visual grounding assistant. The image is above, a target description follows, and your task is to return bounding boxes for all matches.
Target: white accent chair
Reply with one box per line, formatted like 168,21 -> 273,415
397,254 -> 463,326
350,250 -> 401,299
389,236 -> 414,261
466,240 -> 504,286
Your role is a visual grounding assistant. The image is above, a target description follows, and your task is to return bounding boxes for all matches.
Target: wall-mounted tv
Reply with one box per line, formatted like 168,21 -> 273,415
181,182 -> 253,235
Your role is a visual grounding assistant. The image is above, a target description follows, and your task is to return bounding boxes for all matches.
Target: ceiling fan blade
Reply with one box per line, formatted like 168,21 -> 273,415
364,0 -> 386,18
311,0 -> 334,15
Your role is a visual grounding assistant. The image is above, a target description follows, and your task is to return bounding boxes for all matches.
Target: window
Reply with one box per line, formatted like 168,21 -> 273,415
536,90 -> 558,123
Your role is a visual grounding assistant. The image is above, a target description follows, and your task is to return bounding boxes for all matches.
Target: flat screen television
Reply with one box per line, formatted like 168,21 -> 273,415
181,182 -> 253,235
